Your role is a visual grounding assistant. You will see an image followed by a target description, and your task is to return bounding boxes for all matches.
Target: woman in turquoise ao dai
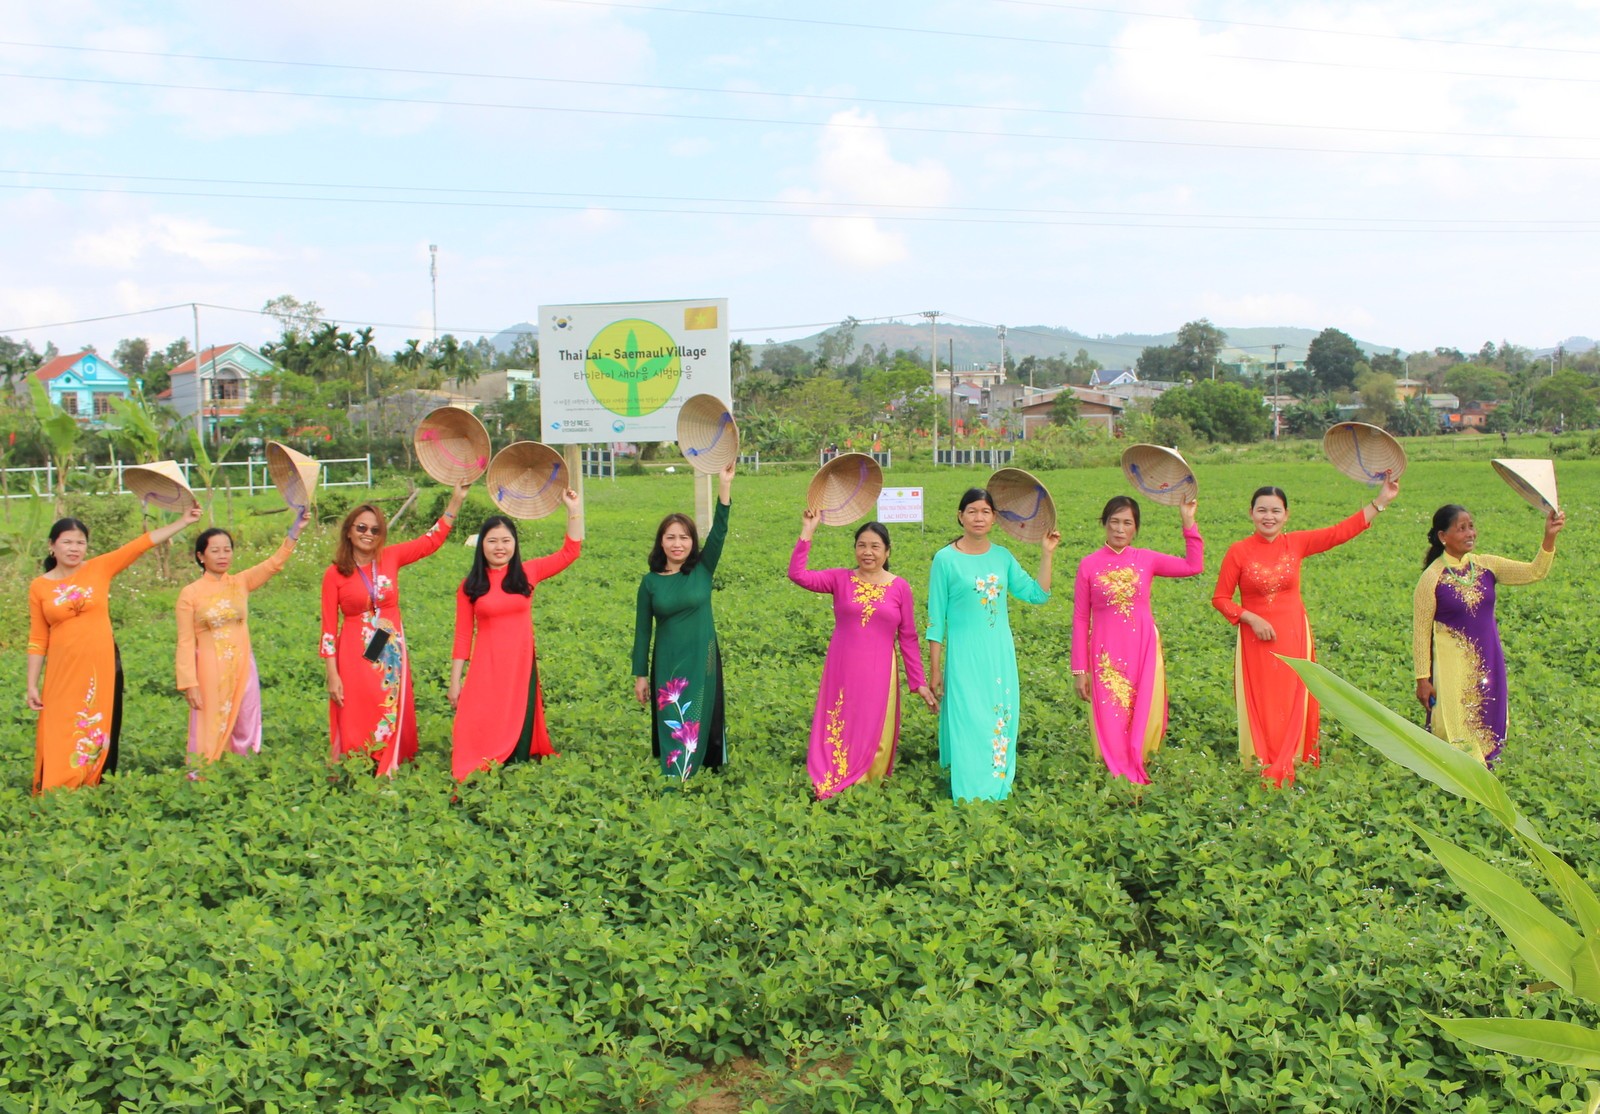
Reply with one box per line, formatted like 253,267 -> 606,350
926,487 -> 1060,802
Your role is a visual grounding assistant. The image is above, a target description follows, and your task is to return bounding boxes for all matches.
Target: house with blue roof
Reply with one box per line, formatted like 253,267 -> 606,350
31,351 -> 132,423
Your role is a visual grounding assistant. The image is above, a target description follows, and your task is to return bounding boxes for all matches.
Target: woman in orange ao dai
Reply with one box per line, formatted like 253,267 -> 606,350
1211,478 -> 1398,786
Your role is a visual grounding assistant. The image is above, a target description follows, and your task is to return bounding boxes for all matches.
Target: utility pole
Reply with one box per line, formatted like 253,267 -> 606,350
997,324 -> 1008,393
1271,342 -> 1284,440
429,244 -> 439,341
949,338 -> 957,439
192,303 -> 203,438
921,310 -> 941,465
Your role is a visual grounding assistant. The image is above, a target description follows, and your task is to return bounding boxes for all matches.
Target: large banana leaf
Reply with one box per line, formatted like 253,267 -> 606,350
1430,1016 -> 1600,1070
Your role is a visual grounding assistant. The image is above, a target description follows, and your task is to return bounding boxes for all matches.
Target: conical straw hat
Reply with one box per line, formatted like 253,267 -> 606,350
1491,458 -> 1559,513
1323,421 -> 1407,484
415,406 -> 491,485
1120,444 -> 1197,506
487,442 -> 569,520
987,467 -> 1057,543
266,441 -> 320,512
676,393 -> 739,474
124,459 -> 198,513
806,453 -> 883,527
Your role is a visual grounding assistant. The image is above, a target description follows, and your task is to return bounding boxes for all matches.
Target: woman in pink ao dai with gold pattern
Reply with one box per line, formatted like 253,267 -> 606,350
1071,496 -> 1202,784
788,513 -> 936,799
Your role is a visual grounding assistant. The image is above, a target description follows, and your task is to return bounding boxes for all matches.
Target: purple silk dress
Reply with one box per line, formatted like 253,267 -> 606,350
1412,548 -> 1553,766
1071,525 -> 1203,784
788,539 -> 928,799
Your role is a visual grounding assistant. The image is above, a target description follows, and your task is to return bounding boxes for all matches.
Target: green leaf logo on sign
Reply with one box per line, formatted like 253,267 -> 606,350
586,319 -> 682,418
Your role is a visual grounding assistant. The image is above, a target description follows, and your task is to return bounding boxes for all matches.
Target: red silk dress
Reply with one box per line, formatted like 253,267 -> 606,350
320,517 -> 454,773
450,536 -> 582,779
1211,511 -> 1369,787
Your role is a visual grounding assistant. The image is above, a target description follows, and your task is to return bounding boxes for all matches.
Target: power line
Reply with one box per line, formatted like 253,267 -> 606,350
4,72 -> 1597,163
540,0 -> 1600,85
992,0 -> 1600,57
0,38 -> 1592,142
4,169 -> 1594,226
6,181 -> 1597,232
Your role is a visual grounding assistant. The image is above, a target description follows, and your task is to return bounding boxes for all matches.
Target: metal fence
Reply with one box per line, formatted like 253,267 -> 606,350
737,452 -> 761,473
0,456 -> 373,500
934,448 -> 1013,467
580,446 -> 615,481
818,450 -> 891,468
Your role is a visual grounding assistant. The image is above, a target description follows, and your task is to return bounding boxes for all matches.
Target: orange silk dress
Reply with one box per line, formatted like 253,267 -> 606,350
1211,511 -> 1369,786
320,517 -> 454,774
174,537 -> 296,763
27,533 -> 155,794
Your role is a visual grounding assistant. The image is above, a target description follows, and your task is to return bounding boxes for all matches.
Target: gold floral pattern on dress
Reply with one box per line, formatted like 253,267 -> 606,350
1096,651 -> 1135,711
1246,549 -> 1296,605
974,573 -> 1003,627
1439,628 -> 1495,764
850,576 -> 889,628
1442,561 -> 1486,614
53,582 -> 93,616
1096,566 -> 1140,618
816,689 -> 849,795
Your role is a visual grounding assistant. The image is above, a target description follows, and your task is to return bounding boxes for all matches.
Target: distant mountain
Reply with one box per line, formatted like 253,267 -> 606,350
489,322 -> 537,353
1532,336 -> 1598,357
751,322 -> 1398,370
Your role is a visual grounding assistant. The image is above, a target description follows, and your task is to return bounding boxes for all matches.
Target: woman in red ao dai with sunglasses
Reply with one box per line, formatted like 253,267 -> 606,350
320,482 -> 470,773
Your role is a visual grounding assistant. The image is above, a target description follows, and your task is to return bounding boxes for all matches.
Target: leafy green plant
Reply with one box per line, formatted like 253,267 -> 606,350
1288,657 -> 1600,1113
28,376 -> 80,505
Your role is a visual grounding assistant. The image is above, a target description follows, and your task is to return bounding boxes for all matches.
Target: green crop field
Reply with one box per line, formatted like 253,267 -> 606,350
2,436 -> 1598,1112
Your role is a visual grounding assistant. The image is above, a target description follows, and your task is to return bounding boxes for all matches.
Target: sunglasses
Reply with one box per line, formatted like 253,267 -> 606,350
352,523 -> 383,536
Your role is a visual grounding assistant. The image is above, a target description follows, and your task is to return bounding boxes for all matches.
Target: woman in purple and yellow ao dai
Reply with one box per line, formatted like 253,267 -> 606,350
1413,503 -> 1563,767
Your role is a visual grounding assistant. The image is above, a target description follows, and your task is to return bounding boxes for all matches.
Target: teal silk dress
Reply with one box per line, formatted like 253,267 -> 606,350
632,500 -> 729,781
926,543 -> 1050,802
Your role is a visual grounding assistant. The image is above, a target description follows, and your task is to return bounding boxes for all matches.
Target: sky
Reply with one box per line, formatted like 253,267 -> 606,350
2,0 -> 1598,363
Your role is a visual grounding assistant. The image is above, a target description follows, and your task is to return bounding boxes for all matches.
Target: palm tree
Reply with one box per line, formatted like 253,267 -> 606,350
730,339 -> 753,387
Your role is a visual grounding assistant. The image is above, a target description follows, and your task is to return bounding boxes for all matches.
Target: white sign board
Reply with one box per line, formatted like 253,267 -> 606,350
538,298 -> 730,444
877,487 -> 924,523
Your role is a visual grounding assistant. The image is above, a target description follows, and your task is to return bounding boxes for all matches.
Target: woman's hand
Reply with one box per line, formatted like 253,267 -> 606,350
1415,678 -> 1435,712
634,676 -> 651,705
183,687 -> 202,711
326,673 -> 345,706
1073,673 -> 1090,701
930,669 -> 943,701
799,507 -> 821,541
1544,507 -> 1566,550
561,488 -> 582,513
447,678 -> 462,710
446,479 -> 472,517
288,506 -> 310,541
718,459 -> 736,503
25,685 -> 43,712
914,684 -> 938,713
1375,476 -> 1400,511
181,503 -> 204,527
1242,611 -> 1276,642
1180,497 -> 1198,529
1041,528 -> 1061,555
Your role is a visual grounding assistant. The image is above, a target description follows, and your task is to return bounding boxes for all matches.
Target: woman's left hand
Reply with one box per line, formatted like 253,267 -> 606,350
1180,497 -> 1198,529
1546,507 -> 1566,542
561,488 -> 582,513
914,684 -> 938,713
180,504 -> 204,527
183,687 -> 203,711
1041,528 -> 1061,554
1375,475 -> 1400,510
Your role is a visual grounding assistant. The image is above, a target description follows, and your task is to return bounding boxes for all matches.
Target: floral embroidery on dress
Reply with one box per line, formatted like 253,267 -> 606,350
816,688 -> 849,795
360,616 -> 403,752
1096,650 -> 1135,711
70,677 -> 108,769
1438,627 -> 1497,766
1248,550 -> 1296,605
851,576 -> 889,628
1096,566 -> 1140,618
201,597 -> 241,632
990,701 -> 1012,778
1442,561 -> 1486,614
658,676 -> 700,781
53,583 -> 93,616
974,573 -> 1003,626
320,632 -> 336,657
370,574 -> 394,604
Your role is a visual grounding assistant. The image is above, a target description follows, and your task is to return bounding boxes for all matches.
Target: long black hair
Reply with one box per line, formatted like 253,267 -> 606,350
193,527 -> 234,569
854,521 -> 892,571
1249,486 -> 1289,511
1100,495 -> 1141,530
463,515 -> 531,601
1424,504 -> 1470,569
43,517 -> 90,572
648,513 -> 701,574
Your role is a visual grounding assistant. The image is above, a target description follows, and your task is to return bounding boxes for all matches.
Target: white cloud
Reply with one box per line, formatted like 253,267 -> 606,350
782,109 -> 954,268
72,215 -> 274,270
